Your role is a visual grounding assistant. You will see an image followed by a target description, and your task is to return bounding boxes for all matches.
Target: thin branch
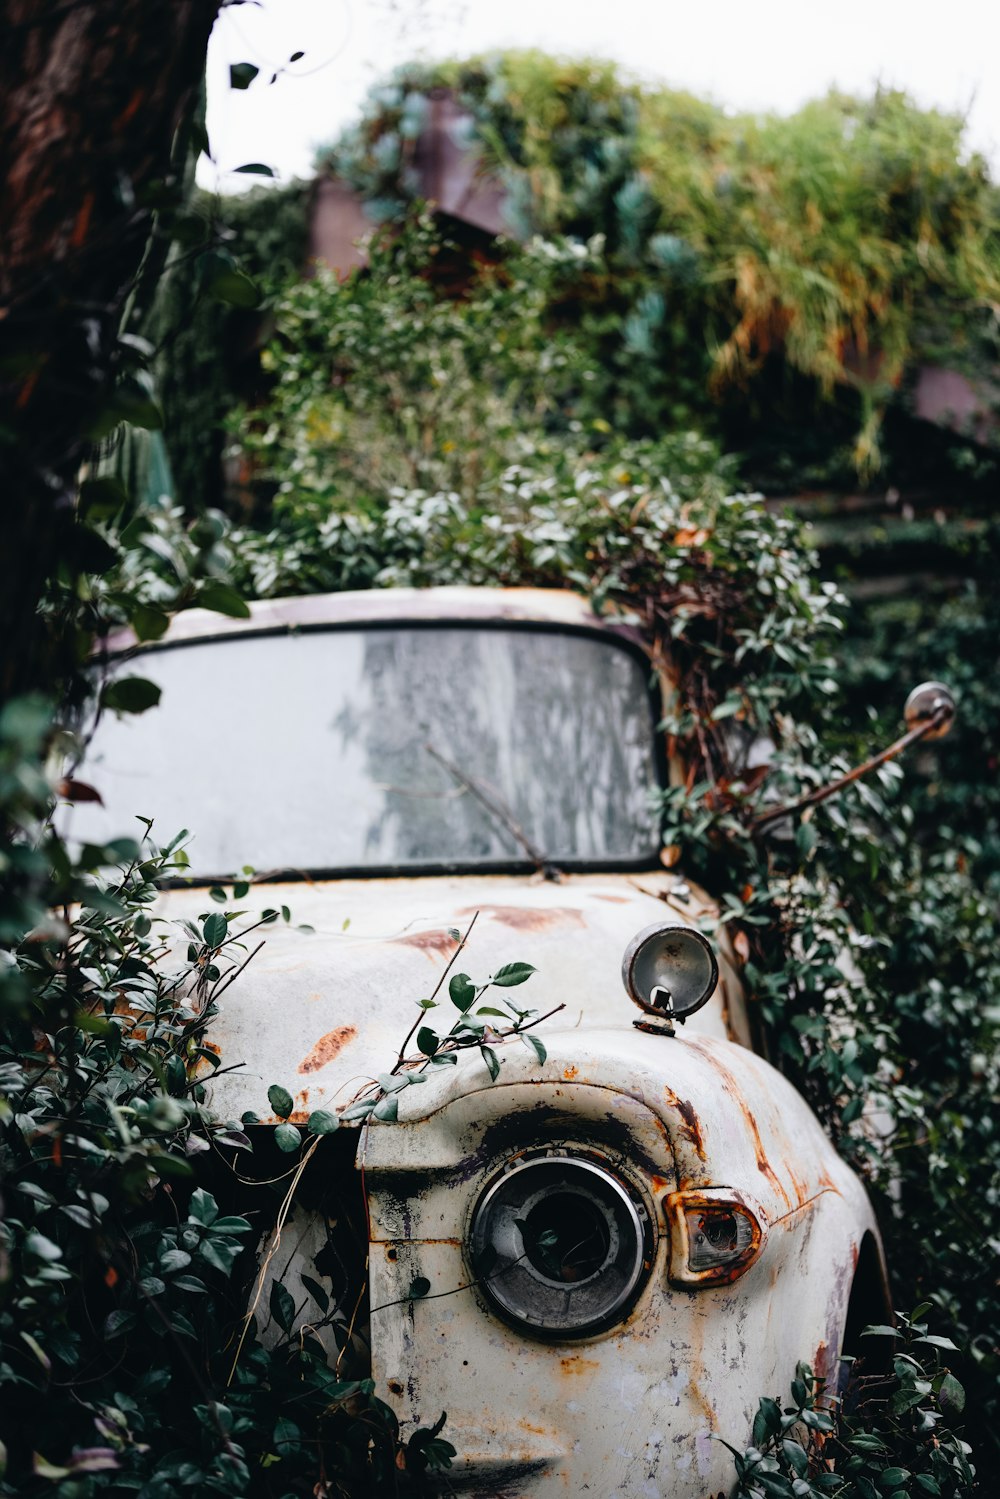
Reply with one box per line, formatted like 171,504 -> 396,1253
390,910 -> 478,1074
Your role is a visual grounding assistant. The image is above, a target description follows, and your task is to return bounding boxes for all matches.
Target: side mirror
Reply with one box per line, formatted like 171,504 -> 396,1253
903,681 -> 956,740
753,681 -> 957,832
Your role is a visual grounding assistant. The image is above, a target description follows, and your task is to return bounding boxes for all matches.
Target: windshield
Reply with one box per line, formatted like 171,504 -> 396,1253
73,625 -> 663,878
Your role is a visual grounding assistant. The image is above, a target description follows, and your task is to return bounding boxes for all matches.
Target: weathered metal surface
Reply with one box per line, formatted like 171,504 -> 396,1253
102,585 -> 646,656
157,870 -> 751,1122
361,1032 -> 880,1497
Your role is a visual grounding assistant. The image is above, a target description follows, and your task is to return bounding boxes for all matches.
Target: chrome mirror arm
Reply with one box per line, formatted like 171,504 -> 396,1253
751,681 -> 956,833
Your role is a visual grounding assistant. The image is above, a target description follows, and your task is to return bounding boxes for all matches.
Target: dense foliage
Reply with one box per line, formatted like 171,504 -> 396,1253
3,41 -> 997,1498
152,56 -> 1000,512
0,811 -> 429,1496
323,52 -> 1000,488
731,1313 -> 975,1499
210,219 -> 996,1481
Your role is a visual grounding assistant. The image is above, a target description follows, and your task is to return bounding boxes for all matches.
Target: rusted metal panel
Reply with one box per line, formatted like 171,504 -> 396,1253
163,871 -> 748,1122
307,176 -> 373,277
412,93 -> 509,237
361,1033 -> 878,1497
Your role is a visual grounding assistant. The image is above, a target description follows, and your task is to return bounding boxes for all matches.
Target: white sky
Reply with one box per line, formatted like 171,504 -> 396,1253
200,0 -> 1000,191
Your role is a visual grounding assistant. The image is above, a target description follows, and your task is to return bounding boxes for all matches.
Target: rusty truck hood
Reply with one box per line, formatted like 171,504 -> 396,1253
162,870 -> 748,1122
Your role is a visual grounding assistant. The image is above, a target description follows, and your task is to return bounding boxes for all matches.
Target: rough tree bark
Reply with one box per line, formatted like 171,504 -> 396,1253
0,0 -> 220,699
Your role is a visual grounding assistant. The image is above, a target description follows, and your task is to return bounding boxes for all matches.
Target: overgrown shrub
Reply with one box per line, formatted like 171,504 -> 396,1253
4,123 -> 998,1492
323,53 -> 1000,486
0,816 -> 396,1496
730,1310 -> 976,1499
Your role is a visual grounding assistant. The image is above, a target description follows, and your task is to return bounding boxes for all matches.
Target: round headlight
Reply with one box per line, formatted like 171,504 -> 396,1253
469,1152 -> 651,1339
621,923 -> 718,1021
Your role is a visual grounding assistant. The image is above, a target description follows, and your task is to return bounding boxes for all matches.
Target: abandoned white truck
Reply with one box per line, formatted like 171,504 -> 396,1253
74,586 -> 922,1498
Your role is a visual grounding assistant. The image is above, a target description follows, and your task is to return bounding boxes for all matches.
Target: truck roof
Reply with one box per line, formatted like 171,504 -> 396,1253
102,586 -> 648,656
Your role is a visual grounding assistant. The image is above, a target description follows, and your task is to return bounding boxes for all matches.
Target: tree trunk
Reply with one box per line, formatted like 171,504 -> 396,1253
0,0 -> 219,699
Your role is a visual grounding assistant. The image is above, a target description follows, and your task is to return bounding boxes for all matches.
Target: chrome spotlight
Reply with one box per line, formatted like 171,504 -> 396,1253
621,923 -> 718,1025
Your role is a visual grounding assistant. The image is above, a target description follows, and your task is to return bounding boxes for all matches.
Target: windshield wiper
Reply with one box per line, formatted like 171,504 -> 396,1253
425,742 -> 562,882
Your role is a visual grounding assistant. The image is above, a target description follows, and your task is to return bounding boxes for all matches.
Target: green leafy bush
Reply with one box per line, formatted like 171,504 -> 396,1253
0,813 -> 473,1495
211,220 -> 1000,1474
322,53 -> 1000,485
730,1311 -> 976,1499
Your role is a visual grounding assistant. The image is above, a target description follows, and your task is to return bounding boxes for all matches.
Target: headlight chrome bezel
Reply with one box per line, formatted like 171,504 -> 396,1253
468,1148 -> 654,1341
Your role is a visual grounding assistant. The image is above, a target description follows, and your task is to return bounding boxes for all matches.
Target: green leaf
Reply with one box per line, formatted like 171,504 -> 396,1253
273,1415 -> 302,1455
269,1280 -> 296,1334
202,912 -> 228,949
211,1216 -> 251,1235
372,1094 -> 398,1122
79,475 -> 128,518
198,581 -> 251,618
408,1276 -> 431,1299
207,268 -> 260,309
710,696 -> 744,721
752,1474 -> 795,1499
23,1231 -> 62,1262
274,1123 -> 302,1153
781,1440 -> 808,1477
300,1274 -> 330,1311
109,381 -> 162,430
377,1072 -> 410,1093
521,1033 -> 547,1065
341,1099 -> 376,1119
429,1053 -> 457,1065
131,604 -> 170,642
19,1331 -> 51,1371
491,962 -> 536,987
103,1309 -> 136,1339
160,1248 -> 192,1274
188,1187 -> 218,1226
234,162 -> 276,178
172,1274 -> 208,1293
230,62 -> 259,89
480,1045 -> 500,1081
449,973 -> 476,1011
417,1027 -> 439,1056
306,1109 -> 339,1134
102,677 -> 162,715
938,1371 -> 965,1416
268,1084 -> 294,1119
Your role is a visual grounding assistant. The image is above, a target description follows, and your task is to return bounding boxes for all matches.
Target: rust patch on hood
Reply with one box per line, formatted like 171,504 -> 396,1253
390,929 -> 458,957
686,1040 -> 794,1210
299,1025 -> 358,1074
663,1087 -> 707,1161
459,904 -> 584,931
